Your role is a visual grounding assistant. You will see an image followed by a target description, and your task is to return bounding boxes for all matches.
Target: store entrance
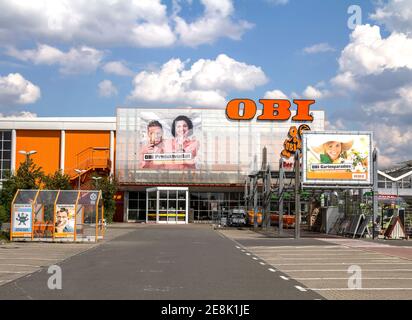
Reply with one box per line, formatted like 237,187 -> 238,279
146,187 -> 189,224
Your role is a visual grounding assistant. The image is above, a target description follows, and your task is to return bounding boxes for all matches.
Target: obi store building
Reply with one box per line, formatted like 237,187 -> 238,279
0,108 -> 325,223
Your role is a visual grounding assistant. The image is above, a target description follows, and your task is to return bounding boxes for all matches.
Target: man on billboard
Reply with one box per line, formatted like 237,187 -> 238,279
140,120 -> 166,169
55,207 -> 74,233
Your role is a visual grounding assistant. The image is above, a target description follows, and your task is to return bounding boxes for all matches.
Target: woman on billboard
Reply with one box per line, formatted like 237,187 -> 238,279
165,115 -> 199,169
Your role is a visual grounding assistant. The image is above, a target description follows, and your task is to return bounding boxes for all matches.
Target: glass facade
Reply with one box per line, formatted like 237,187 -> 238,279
0,130 -> 12,186
116,108 -> 325,185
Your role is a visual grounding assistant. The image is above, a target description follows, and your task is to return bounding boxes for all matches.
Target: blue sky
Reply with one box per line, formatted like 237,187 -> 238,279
0,0 -> 412,167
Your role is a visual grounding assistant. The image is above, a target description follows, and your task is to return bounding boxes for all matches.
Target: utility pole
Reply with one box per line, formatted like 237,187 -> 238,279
294,150 -> 301,239
372,148 -> 378,240
279,157 -> 284,236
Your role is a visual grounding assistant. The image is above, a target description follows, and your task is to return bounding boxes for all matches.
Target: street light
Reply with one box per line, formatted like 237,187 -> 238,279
74,169 -> 87,190
92,176 -> 102,189
19,150 -> 37,163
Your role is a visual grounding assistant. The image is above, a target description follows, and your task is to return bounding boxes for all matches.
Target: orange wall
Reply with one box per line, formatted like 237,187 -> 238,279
16,130 -> 61,174
65,131 -> 110,174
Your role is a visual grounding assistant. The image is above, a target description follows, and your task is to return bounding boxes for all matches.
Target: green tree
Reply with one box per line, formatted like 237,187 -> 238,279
0,158 -> 44,222
92,175 -> 118,223
43,171 -> 72,190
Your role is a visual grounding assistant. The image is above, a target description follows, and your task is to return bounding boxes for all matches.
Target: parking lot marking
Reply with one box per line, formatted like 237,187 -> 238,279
285,269 -> 412,272
260,262 -> 265,266
295,286 -> 307,292
0,264 -> 41,267
246,253 -> 251,256
280,276 -> 289,280
267,262 -> 412,266
295,277 -> 412,280
252,257 -> 258,260
235,246 -> 240,249
268,268 -> 276,272
0,271 -> 26,274
310,288 -> 412,291
0,257 -> 58,261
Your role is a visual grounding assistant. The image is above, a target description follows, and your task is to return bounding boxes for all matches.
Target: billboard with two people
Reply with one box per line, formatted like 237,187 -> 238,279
139,111 -> 201,170
303,132 -> 372,185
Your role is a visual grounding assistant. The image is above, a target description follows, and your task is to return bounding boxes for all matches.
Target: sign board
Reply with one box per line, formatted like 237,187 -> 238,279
12,204 -> 32,237
54,204 -> 75,238
303,131 -> 372,186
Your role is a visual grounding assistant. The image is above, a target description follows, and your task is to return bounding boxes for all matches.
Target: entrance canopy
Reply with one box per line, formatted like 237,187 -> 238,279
146,187 -> 188,224
10,189 -> 104,242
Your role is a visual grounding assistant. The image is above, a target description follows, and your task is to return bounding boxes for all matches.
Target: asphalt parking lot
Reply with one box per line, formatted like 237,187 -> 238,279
219,228 -> 412,300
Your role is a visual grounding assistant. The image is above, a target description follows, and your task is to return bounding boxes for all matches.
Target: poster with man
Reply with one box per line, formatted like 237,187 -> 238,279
139,111 -> 201,170
54,204 -> 76,237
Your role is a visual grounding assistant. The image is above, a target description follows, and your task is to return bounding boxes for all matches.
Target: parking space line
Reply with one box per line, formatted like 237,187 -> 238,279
267,262 -> 412,266
295,286 -> 307,292
0,264 -> 41,267
280,276 -> 289,280
295,278 -> 412,280
260,262 -> 265,265
268,268 -> 276,272
283,269 -> 412,272
310,288 -> 412,291
252,257 -> 258,260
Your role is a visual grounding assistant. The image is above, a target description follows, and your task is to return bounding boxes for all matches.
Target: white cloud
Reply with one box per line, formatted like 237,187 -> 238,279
0,111 -> 37,118
0,0 -> 251,48
6,44 -> 104,75
302,85 -> 328,99
102,61 -> 134,77
98,80 -> 118,98
129,54 -> 267,107
309,22 -> 412,166
338,24 -> 412,76
265,0 -> 289,5
263,89 -> 288,100
303,43 -> 335,54
370,0 -> 412,34
0,73 -> 41,107
174,0 -> 253,46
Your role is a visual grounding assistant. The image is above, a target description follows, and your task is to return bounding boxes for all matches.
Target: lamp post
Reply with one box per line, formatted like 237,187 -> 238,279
18,150 -> 37,163
74,169 -> 86,190
92,176 -> 102,189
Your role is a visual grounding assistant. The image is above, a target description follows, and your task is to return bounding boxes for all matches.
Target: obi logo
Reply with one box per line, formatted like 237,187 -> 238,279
16,213 -> 30,225
226,99 -> 315,122
281,124 -> 311,159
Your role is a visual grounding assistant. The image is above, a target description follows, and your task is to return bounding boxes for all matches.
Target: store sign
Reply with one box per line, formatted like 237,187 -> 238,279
12,204 -> 32,236
281,124 -> 311,159
226,99 -> 315,121
302,132 -> 373,186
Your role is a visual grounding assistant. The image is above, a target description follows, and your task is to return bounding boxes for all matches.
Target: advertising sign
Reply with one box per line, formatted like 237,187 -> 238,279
12,204 -> 32,237
139,111 -> 201,170
54,204 -> 75,238
303,132 -> 372,185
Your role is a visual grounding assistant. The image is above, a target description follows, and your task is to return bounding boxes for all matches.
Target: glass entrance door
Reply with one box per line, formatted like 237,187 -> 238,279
146,187 -> 188,224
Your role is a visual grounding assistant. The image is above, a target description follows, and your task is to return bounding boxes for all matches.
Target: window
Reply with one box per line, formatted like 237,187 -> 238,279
0,131 -> 12,184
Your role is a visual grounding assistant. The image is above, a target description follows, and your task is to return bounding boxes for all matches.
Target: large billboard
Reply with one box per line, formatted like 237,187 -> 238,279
138,111 -> 201,170
303,132 -> 372,186
116,108 -> 325,185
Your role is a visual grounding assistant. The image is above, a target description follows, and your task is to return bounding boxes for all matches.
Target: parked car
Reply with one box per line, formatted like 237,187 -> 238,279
228,208 -> 247,227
